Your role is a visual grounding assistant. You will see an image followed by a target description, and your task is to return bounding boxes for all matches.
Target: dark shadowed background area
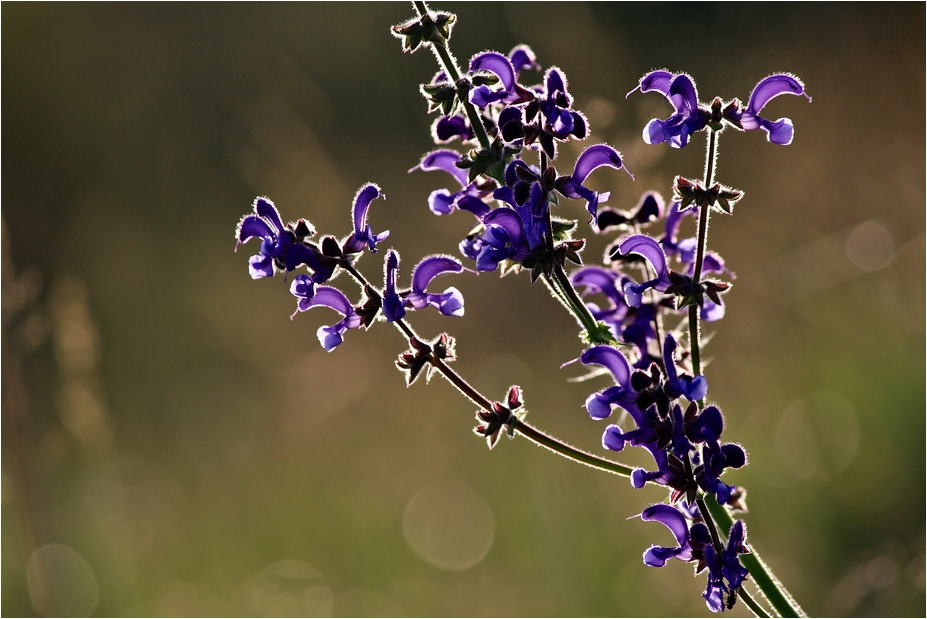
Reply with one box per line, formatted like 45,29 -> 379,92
3,3 -> 924,617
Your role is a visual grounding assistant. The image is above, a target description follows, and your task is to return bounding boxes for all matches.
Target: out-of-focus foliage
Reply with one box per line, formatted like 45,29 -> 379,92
2,3 -> 923,616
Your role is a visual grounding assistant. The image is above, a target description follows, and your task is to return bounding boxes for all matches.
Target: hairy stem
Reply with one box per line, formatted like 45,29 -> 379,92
343,260 -> 634,478
688,129 -> 718,379
739,588 -> 772,618
413,0 -> 492,151
428,355 -> 634,477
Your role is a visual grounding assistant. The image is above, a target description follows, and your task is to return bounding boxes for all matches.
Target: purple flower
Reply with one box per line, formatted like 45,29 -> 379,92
570,265 -> 630,329
637,504 -> 694,567
236,197 -> 317,279
579,345 -> 633,421
431,114 -> 474,144
382,250 -> 406,322
629,71 -> 708,148
621,304 -> 661,369
581,346 -> 670,487
702,543 -> 727,612
290,282 -> 363,351
695,520 -> 750,611
343,184 -> 389,254
540,68 -> 586,142
410,150 -> 491,218
618,235 -> 672,307
466,207 -> 532,272
407,255 -> 465,316
728,74 -> 811,145
508,44 -> 540,74
502,66 -> 588,158
468,51 -> 520,108
662,334 -> 708,401
555,144 -> 633,222
699,441 -> 747,505
722,521 -> 750,591
494,169 -> 548,250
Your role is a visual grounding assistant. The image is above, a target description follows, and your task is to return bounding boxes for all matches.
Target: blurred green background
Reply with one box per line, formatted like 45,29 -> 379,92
2,3 -> 924,616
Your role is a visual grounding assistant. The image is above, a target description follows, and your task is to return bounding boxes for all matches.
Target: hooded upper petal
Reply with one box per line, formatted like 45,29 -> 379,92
411,255 -> 464,294
745,74 -> 808,116
411,150 -> 470,187
580,345 -> 631,388
469,51 -> 516,92
345,183 -> 389,252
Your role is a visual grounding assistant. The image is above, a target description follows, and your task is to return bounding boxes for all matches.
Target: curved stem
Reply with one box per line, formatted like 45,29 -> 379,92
343,260 -> 634,479
512,417 -> 633,477
428,355 -> 634,477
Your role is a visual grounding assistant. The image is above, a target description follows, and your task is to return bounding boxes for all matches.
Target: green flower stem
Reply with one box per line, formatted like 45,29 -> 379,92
739,588 -> 772,618
704,496 -> 805,618
548,263 -> 611,343
413,1 -> 492,152
510,416 -> 634,477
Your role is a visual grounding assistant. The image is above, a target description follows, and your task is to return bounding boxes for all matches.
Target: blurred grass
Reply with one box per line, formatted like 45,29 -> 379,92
2,3 -> 924,616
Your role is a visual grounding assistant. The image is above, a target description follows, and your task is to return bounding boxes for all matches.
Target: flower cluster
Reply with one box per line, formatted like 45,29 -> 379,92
235,5 -> 811,615
563,69 -> 808,611
402,28 -> 633,278
236,182 -> 467,352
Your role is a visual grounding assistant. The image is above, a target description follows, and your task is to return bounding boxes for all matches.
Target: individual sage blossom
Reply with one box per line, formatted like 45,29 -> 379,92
629,71 -> 708,148
343,183 -> 389,254
236,197 -> 318,279
290,283 -> 364,352
724,74 -> 812,145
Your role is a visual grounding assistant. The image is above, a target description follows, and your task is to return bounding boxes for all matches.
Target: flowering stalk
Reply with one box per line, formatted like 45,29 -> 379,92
236,6 -> 813,616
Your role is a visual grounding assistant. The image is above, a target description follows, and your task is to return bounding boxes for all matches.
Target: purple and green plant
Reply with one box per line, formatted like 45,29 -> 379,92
234,2 -> 812,615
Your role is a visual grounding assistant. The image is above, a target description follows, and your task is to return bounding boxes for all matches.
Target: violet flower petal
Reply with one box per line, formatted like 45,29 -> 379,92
383,250 -> 406,323
580,345 -> 631,387
745,74 -> 809,116
619,235 -> 670,281
433,115 -> 473,143
346,183 -> 389,253
237,215 -> 274,244
602,425 -> 626,451
411,150 -> 469,188
255,197 -> 285,235
248,254 -> 275,279
668,74 -> 699,117
628,70 -> 674,98
289,274 -> 317,301
508,44 -> 539,73
571,144 -> 630,187
639,504 -> 691,567
469,51 -> 516,92
411,255 -> 464,295
701,298 -> 726,322
482,207 -> 525,247
296,285 -> 353,316
688,405 -> 724,446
